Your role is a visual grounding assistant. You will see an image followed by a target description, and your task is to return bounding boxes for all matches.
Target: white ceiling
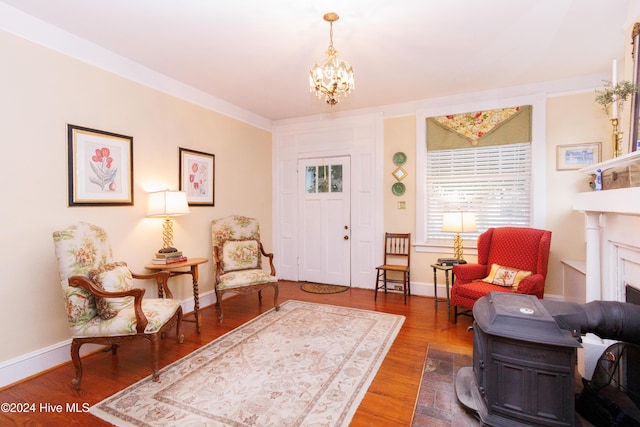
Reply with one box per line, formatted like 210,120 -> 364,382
0,1 -> 635,122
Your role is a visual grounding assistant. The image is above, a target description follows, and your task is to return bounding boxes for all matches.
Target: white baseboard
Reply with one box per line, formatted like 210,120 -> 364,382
0,291 -> 217,389
542,293 -> 564,301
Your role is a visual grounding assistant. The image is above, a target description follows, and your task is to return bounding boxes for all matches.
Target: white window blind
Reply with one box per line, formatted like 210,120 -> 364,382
425,142 -> 532,243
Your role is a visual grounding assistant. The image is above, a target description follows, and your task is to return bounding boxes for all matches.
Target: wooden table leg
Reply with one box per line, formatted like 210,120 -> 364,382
433,266 -> 438,311
190,265 -> 201,333
445,270 -> 451,318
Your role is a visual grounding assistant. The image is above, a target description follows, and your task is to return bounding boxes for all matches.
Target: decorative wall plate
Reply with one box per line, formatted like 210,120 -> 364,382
392,166 -> 407,181
392,182 -> 406,196
392,151 -> 407,166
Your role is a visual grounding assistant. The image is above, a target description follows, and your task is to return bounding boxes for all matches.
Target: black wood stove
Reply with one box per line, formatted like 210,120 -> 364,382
456,292 -> 580,426
456,292 -> 640,426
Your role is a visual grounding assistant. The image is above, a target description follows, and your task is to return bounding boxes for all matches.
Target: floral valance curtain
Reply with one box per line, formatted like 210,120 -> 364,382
426,105 -> 532,151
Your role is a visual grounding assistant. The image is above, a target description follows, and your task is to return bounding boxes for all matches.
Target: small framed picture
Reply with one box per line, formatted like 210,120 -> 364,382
556,142 -> 601,171
67,124 -> 133,206
179,147 -> 215,206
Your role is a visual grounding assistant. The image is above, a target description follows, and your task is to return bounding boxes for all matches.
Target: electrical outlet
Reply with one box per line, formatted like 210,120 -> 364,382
393,285 -> 403,291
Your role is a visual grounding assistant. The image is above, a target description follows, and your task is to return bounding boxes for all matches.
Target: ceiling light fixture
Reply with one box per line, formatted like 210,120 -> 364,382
309,12 -> 354,106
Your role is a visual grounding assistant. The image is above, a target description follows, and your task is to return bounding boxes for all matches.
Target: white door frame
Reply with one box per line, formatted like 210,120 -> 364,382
272,113 -> 383,288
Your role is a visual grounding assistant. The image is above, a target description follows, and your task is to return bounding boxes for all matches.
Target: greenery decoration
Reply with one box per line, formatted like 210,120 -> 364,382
595,80 -> 640,115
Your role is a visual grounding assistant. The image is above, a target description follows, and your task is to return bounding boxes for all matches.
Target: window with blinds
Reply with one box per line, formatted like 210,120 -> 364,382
424,141 -> 532,243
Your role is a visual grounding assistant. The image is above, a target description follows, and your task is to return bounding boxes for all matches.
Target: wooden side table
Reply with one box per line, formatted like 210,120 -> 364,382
145,257 -> 208,333
430,263 -> 454,317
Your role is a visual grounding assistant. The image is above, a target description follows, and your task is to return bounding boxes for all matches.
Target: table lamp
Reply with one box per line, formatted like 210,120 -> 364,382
147,190 -> 190,252
442,211 -> 477,261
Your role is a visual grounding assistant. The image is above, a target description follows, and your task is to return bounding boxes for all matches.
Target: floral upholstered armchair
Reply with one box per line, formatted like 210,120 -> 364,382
450,227 -> 552,323
52,222 -> 183,389
211,215 -> 279,322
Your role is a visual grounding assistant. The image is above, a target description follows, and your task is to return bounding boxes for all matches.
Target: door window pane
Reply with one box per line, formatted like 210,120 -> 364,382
305,166 -> 316,193
331,165 -> 343,192
318,165 -> 329,193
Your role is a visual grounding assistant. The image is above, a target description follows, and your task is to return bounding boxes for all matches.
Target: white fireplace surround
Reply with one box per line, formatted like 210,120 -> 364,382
573,151 -> 640,379
573,151 -> 640,303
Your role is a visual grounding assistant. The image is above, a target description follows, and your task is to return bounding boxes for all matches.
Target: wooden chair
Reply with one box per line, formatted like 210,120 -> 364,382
450,226 -> 552,323
374,233 -> 411,304
52,222 -> 183,390
211,215 -> 279,322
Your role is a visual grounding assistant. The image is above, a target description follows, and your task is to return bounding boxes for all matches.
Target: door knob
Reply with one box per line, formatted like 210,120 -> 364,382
344,235 -> 349,240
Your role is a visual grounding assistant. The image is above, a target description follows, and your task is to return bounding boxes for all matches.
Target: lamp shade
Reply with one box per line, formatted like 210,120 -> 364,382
442,211 -> 477,233
147,190 -> 190,217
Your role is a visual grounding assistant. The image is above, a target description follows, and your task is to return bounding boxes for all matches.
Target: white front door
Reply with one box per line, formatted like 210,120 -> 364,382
298,156 -> 351,285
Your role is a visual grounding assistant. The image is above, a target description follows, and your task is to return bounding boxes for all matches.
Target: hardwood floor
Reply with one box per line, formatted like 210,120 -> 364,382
0,281 -> 474,426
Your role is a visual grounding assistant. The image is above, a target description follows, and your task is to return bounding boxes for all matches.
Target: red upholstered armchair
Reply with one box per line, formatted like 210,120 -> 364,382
450,227 -> 552,322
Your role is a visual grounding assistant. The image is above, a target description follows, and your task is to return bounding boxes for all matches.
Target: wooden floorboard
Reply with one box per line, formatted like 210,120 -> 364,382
0,281 -> 474,426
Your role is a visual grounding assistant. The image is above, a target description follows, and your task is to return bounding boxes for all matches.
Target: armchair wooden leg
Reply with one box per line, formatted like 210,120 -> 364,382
101,344 -> 118,354
176,308 -> 184,344
70,339 -> 83,390
273,283 -> 280,311
215,289 -> 224,323
150,334 -> 160,382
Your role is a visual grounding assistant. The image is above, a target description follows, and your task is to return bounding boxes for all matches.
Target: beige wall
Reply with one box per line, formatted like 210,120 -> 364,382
544,92 -> 611,294
382,93 -> 612,296
2,12 -> 636,373
0,30 -> 272,363
378,13 -> 639,295
383,116 -> 458,286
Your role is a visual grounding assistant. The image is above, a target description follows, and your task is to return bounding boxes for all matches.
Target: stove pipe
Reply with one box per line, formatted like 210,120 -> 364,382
541,300 -> 640,345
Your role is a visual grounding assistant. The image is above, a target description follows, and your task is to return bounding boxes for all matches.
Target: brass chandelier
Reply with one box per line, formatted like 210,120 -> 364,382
309,12 -> 355,105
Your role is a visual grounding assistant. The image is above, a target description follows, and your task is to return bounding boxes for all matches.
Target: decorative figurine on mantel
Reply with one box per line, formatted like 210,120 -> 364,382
595,61 -> 639,158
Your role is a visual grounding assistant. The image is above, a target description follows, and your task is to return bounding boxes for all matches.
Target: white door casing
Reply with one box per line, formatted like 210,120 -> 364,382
273,113 -> 383,288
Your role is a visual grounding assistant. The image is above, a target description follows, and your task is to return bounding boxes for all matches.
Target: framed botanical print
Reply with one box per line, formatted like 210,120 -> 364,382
179,147 -> 215,206
67,124 -> 133,206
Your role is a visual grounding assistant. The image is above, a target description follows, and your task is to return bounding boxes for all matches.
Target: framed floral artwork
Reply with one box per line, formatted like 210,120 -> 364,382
67,124 -> 133,206
179,147 -> 215,206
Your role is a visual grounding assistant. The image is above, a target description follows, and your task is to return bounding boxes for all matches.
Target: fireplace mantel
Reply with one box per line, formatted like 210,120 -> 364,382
571,152 -> 640,381
572,151 -> 640,304
573,187 -> 640,215
573,150 -> 640,216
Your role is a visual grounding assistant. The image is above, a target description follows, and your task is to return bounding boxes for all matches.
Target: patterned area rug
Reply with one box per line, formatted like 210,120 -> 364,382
412,348 -> 479,426
300,282 -> 350,294
90,300 -> 405,426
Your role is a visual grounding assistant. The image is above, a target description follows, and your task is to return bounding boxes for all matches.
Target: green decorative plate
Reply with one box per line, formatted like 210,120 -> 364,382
392,182 -> 406,196
392,151 -> 407,166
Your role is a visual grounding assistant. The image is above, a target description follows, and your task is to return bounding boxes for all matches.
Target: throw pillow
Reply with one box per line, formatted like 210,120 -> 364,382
482,263 -> 532,290
88,262 -> 134,319
221,239 -> 261,272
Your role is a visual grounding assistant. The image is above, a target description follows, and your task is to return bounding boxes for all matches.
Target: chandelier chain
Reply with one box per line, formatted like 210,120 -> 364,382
329,21 -> 334,50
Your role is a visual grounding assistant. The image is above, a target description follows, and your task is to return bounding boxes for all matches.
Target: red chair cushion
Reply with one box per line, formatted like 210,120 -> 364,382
453,281 -> 515,301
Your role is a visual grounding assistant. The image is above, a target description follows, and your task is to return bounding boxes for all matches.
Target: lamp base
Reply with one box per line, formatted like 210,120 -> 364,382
453,233 -> 467,261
